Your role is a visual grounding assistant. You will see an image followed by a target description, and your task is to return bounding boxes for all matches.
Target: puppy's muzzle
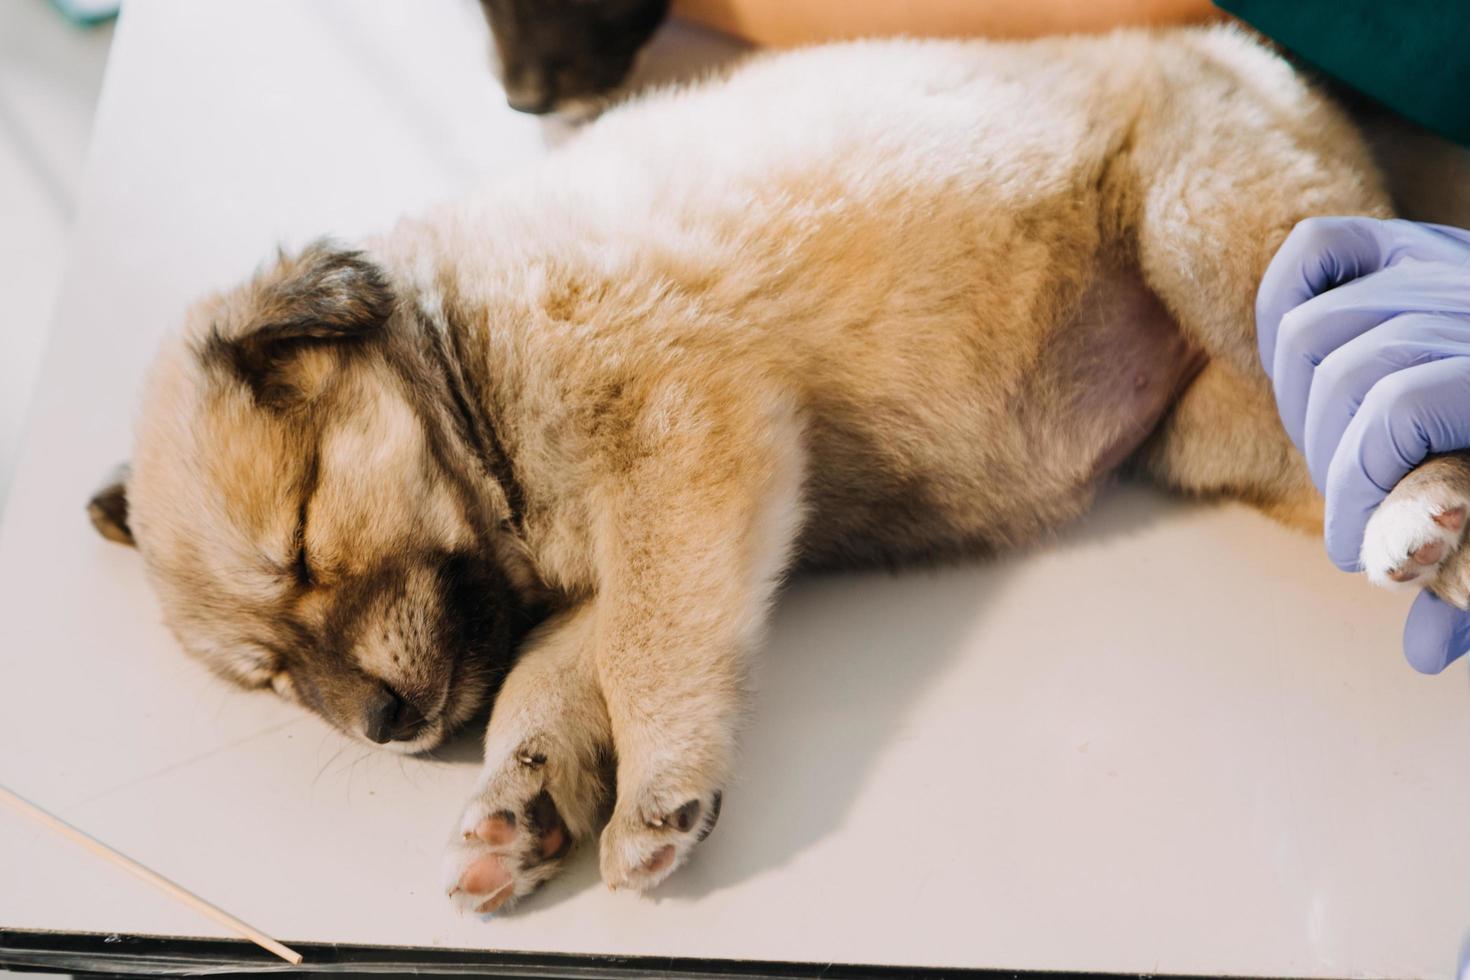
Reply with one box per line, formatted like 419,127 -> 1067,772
361,684 -> 428,744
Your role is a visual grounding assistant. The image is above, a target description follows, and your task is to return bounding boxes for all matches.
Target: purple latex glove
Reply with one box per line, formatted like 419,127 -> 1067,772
1257,217 -> 1470,674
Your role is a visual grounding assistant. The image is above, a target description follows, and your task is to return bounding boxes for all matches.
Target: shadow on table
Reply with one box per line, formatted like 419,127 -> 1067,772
649,482 -> 1178,904
421,707 -> 492,766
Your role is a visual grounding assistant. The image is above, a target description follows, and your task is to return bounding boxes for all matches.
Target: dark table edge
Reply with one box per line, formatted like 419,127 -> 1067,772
0,928 -> 1315,979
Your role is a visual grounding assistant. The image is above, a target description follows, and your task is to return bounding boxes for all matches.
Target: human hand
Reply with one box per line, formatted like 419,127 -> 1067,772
1257,216 -> 1470,673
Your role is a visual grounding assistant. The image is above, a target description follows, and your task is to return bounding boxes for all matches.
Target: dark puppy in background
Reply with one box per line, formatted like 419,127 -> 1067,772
477,0 -> 670,114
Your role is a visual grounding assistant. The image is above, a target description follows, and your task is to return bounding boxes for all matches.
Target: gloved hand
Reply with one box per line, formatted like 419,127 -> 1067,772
1257,216 -> 1470,674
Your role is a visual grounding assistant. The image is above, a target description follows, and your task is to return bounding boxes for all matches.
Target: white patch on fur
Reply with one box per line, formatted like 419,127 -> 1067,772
736,392 -> 808,651
1362,491 -> 1469,588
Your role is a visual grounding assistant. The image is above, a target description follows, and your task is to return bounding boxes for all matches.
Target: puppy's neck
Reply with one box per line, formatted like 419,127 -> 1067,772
367,260 -> 550,607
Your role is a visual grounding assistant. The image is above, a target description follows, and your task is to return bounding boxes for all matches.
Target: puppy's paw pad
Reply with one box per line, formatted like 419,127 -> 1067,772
453,855 -> 515,913
601,790 -> 722,892
467,811 -> 517,845
645,797 -> 703,832
527,790 -> 572,861
1362,496 -> 1469,589
444,760 -> 576,915
644,845 -> 676,875
1435,507 -> 1468,532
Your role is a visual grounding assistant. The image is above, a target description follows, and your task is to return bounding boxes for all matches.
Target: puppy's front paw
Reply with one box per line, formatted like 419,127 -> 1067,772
443,736 -> 602,914
599,783 -> 723,892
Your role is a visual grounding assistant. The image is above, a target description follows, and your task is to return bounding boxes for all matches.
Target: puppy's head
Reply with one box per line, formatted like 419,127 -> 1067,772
91,242 -> 540,752
479,0 -> 670,114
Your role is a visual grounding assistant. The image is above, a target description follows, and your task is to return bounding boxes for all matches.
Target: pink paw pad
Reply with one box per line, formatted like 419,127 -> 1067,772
448,789 -> 572,915
1435,506 -> 1467,532
470,812 -> 517,846
1389,538 -> 1452,582
456,855 -> 514,913
645,845 -> 676,875
1412,540 -> 1447,565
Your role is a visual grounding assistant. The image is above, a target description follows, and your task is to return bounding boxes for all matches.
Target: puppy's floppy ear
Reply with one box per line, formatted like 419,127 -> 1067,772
88,463 -> 134,546
208,239 -> 394,406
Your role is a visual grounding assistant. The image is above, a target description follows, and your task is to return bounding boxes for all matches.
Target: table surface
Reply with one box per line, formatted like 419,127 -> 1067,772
1,2 -> 1467,977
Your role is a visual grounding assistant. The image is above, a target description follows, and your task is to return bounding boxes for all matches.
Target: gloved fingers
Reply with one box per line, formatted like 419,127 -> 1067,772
1403,589 -> 1470,674
1256,217 -> 1470,377
1387,221 -> 1470,262
1303,314 -> 1470,490
1269,263 -> 1470,449
1323,356 -> 1470,570
1258,216 -> 1391,372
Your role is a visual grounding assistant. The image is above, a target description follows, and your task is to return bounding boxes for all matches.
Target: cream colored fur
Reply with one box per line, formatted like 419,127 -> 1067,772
99,27 -> 1470,911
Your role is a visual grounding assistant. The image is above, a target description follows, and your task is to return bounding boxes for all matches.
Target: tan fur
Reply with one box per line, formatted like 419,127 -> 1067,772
96,27 -> 1446,906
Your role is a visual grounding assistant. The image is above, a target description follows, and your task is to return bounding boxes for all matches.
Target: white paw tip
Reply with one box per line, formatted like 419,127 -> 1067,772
1362,495 -> 1466,588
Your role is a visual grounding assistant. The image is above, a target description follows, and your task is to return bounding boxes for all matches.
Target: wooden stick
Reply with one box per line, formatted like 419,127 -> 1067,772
0,784 -> 303,966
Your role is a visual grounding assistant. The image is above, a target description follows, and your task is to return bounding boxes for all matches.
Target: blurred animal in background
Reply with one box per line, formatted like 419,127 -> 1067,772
477,0 -> 670,114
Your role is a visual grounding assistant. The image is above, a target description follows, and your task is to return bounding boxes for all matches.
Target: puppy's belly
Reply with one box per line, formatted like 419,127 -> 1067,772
798,266 -> 1204,569
1039,266 -> 1206,478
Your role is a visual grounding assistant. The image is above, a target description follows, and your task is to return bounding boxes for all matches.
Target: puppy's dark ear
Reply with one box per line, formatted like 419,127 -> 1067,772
88,464 -> 134,546
209,240 -> 394,406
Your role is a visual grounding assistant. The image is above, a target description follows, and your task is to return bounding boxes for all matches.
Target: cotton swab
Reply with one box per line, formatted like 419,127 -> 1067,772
0,784 -> 303,965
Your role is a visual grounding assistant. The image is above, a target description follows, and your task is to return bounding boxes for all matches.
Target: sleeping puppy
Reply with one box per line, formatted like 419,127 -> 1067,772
89,27 -> 1470,912
477,0 -> 669,114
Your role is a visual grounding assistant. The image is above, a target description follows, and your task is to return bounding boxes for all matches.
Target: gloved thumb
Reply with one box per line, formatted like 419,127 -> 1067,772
1403,590 -> 1470,674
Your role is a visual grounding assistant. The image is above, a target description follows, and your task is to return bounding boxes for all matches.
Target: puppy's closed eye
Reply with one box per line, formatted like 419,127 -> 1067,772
294,542 -> 313,587
292,505 -> 314,588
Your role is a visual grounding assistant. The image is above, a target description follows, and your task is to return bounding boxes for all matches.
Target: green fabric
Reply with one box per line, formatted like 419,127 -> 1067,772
1216,0 -> 1470,148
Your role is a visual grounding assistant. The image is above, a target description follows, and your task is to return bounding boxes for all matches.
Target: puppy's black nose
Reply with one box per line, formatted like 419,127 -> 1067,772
362,685 -> 427,744
503,68 -> 558,115
505,88 -> 558,115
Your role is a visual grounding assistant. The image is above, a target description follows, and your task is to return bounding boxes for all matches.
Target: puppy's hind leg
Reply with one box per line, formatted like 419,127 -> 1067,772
1361,452 -> 1470,608
1137,360 -> 1324,533
1122,30 -> 1392,525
